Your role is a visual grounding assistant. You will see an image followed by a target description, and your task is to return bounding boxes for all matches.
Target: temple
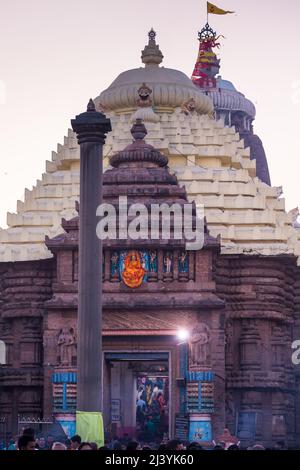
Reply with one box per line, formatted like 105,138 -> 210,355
0,28 -> 300,448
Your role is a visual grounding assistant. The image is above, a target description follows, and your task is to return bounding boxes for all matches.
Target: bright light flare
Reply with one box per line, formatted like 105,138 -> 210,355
177,329 -> 190,342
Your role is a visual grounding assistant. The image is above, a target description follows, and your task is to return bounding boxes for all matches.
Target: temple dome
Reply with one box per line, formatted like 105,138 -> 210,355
217,79 -> 236,91
96,30 -> 213,116
205,76 -> 256,120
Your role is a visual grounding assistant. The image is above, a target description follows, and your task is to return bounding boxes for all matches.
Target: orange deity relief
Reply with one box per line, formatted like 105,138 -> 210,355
121,251 -> 146,288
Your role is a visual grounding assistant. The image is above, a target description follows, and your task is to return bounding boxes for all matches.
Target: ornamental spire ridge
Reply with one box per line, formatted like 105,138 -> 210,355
141,28 -> 164,67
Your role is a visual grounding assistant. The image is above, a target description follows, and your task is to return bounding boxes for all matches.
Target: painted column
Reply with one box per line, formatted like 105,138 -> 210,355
71,99 -> 111,412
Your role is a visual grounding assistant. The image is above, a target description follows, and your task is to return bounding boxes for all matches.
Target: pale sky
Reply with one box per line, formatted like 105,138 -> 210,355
0,0 -> 299,228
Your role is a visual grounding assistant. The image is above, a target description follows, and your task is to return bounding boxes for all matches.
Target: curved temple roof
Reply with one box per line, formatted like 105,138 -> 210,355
0,30 -> 299,264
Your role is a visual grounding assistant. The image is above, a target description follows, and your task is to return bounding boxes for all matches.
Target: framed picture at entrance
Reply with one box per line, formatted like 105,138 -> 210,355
136,375 -> 169,441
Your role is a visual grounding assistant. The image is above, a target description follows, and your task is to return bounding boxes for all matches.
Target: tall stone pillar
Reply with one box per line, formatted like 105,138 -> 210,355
71,99 -> 111,411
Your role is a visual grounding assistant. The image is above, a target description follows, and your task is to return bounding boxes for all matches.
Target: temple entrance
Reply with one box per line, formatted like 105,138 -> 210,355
104,352 -> 169,442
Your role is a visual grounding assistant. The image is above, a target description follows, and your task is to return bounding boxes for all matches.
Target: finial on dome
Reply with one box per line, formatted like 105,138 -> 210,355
131,119 -> 148,141
141,28 -> 163,67
148,28 -> 156,41
87,98 -> 96,111
109,118 -> 168,168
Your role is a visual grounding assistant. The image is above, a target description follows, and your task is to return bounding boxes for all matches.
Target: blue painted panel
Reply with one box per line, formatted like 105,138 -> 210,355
189,419 -> 212,442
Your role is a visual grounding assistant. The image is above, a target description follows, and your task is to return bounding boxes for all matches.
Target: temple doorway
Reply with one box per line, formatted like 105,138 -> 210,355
104,352 -> 169,442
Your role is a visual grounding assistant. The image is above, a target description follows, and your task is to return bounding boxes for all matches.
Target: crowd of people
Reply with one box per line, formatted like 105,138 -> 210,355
0,427 -> 289,451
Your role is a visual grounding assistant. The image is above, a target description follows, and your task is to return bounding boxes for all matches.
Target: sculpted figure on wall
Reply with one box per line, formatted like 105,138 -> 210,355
57,328 -> 76,367
189,322 -> 211,367
181,98 -> 196,115
136,83 -> 153,108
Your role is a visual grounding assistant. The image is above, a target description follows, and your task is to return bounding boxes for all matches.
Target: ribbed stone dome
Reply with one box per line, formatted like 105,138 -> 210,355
96,30 -> 214,116
206,77 -> 256,119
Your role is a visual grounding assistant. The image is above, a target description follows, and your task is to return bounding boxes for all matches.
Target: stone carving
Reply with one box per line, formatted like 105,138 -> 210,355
178,251 -> 189,273
289,207 -> 299,224
225,390 -> 235,420
163,252 -> 173,274
110,251 -> 119,280
225,319 -> 234,365
137,83 -> 153,108
57,328 -> 76,367
131,83 -> 159,123
181,98 -> 196,115
149,250 -> 158,273
189,322 -> 211,367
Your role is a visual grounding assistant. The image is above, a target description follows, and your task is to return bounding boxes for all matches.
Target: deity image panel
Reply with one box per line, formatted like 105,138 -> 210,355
163,251 -> 173,274
110,251 -> 120,280
120,250 -> 148,288
148,250 -> 158,273
178,251 -> 189,273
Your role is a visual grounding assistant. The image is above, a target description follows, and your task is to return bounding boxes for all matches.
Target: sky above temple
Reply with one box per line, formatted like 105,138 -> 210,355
0,0 -> 299,227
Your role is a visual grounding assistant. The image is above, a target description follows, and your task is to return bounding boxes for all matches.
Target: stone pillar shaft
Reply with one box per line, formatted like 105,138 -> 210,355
71,100 -> 111,412
77,141 -> 102,411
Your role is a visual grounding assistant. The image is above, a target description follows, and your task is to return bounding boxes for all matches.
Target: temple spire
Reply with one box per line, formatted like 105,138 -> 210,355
87,98 -> 96,112
141,28 -> 164,67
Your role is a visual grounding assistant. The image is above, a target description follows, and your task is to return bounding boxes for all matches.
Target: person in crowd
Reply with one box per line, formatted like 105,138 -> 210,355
89,442 -> 98,450
157,443 -> 167,451
7,438 -> 17,450
126,441 -> 142,450
51,442 -> 67,450
251,443 -> 265,450
187,442 -> 203,450
37,436 -> 47,450
144,415 -> 156,440
165,439 -> 185,450
46,434 -> 55,450
273,440 -> 286,450
65,438 -> 72,450
18,435 -> 36,450
213,444 -> 225,450
112,441 -> 122,450
22,428 -> 35,439
70,434 -> 81,450
227,444 -> 239,450
78,442 -> 93,450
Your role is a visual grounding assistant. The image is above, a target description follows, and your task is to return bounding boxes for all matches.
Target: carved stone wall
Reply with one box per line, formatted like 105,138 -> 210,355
0,260 -> 54,436
215,255 -> 297,447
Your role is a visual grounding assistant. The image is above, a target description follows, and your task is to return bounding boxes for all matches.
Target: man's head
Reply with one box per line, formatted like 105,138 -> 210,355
126,441 -> 142,451
78,442 -> 93,450
51,442 -> 67,451
166,439 -> 184,450
38,436 -> 46,448
18,435 -> 36,450
22,428 -> 35,438
70,434 -> 81,450
274,440 -> 285,450
47,434 -> 54,446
